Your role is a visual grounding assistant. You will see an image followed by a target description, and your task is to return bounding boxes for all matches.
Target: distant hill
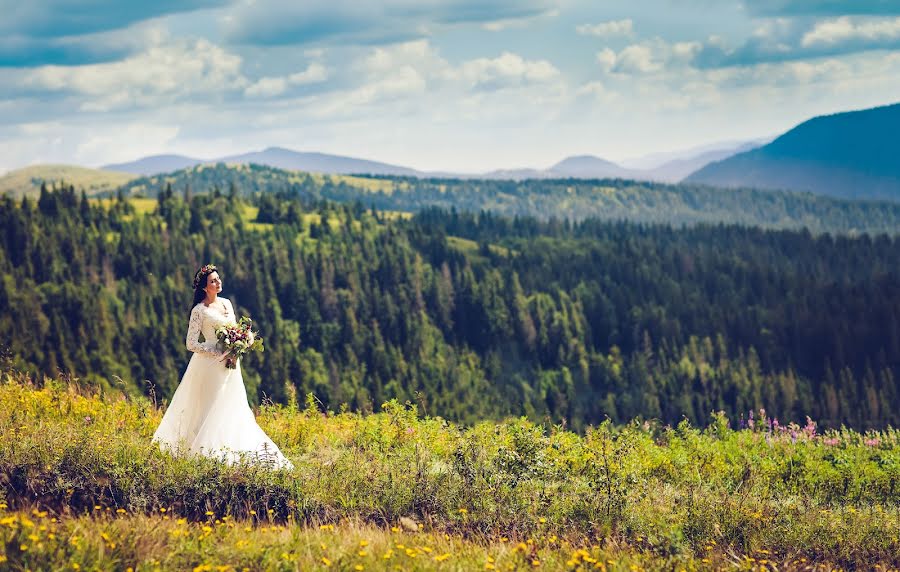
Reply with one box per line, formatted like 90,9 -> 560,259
103,147 -> 421,177
0,164 -> 136,198
478,168 -> 550,180
650,142 -> 761,182
218,147 -> 422,176
548,155 -> 636,179
103,154 -> 203,176
685,102 -> 900,200
473,145 -> 760,182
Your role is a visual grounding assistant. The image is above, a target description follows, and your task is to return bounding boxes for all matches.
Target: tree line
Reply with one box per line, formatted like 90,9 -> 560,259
0,183 -> 897,430
113,163 -> 900,235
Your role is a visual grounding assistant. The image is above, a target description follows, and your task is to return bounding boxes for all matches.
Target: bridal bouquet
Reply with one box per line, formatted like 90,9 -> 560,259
215,317 -> 264,369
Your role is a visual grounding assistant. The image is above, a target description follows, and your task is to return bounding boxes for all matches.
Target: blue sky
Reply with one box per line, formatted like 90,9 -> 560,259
1,0 -> 899,173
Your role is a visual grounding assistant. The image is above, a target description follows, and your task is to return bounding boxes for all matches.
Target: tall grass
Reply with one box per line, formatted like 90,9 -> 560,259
1,367 -> 898,570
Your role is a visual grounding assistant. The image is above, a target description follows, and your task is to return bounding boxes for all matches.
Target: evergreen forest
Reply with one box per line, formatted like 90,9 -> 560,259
1,182 -> 898,431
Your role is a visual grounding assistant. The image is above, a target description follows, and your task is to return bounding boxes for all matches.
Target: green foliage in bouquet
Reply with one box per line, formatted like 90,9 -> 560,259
215,317 -> 264,369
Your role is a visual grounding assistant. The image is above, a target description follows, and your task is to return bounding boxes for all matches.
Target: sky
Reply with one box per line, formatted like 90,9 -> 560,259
1,0 -> 900,174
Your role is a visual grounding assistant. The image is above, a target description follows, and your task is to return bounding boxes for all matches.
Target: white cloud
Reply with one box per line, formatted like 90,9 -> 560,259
307,41 -> 440,118
802,16 -> 900,47
244,62 -> 329,98
459,52 -> 560,89
616,44 -> 659,73
575,80 -> 618,104
244,76 -> 288,98
576,19 -> 633,38
22,38 -> 246,111
296,40 -> 567,131
601,39 -> 701,75
595,48 -> 617,72
289,62 -> 328,84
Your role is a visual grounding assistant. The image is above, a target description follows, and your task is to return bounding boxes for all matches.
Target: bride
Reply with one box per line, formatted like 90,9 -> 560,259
151,264 -> 294,470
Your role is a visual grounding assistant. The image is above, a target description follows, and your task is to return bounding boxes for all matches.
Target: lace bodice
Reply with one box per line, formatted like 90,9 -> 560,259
186,298 -> 236,358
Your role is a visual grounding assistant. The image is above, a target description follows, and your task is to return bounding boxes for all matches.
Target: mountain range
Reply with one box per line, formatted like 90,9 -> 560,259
4,101 -> 899,201
686,102 -> 900,200
100,140 -> 760,183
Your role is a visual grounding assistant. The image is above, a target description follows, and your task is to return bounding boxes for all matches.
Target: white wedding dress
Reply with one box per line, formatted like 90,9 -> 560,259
151,297 -> 294,470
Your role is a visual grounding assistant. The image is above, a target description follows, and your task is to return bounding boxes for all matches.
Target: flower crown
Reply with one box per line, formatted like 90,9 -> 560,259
192,264 -> 218,290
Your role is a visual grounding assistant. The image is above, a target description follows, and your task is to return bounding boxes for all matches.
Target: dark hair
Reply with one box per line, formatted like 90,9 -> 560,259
191,264 -> 222,312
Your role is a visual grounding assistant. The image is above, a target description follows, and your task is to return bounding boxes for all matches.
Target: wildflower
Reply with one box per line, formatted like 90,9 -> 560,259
321,557 -> 331,566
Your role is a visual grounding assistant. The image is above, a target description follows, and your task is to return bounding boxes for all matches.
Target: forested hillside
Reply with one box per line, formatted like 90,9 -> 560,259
114,163 -> 900,235
686,102 -> 900,200
1,184 -> 898,431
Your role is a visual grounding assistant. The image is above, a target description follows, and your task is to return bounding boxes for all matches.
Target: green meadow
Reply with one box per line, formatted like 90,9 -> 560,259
1,369 -> 898,571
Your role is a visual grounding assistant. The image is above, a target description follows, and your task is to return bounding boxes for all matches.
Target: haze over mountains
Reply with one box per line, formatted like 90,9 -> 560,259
4,101 -> 899,202
101,141 -> 760,183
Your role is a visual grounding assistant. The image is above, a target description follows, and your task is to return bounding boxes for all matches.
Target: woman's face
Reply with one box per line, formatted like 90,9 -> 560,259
204,271 -> 223,296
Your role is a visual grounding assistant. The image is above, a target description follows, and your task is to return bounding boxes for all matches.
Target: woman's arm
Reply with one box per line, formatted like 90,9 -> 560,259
186,305 -> 224,358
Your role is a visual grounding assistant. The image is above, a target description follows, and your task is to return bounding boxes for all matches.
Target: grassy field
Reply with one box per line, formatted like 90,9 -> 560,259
0,165 -> 136,199
0,368 -> 898,571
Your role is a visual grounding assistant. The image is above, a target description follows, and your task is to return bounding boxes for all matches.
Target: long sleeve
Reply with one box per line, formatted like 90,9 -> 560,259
186,305 -> 223,358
